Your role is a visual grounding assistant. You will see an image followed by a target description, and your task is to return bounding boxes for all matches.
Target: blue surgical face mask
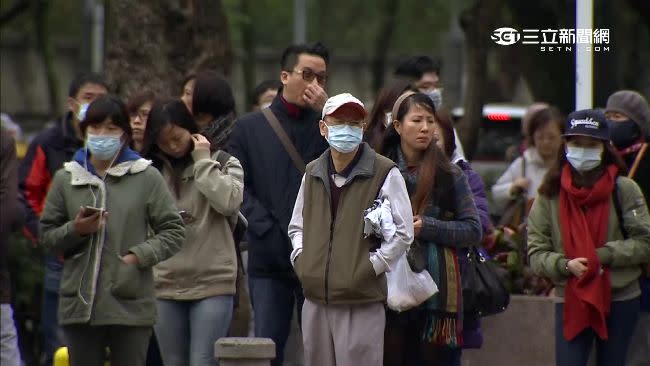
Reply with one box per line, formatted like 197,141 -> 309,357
86,133 -> 123,160
423,88 -> 443,110
565,145 -> 603,173
325,124 -> 363,153
76,102 -> 90,122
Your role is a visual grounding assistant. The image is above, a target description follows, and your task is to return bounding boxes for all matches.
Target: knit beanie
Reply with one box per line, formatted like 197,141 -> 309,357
605,90 -> 650,137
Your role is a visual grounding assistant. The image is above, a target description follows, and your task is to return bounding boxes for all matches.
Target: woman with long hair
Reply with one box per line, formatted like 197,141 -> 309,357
528,109 -> 650,366
380,92 -> 481,366
143,99 -> 244,366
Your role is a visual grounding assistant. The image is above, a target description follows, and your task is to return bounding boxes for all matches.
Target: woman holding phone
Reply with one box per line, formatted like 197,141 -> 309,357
39,95 -> 186,366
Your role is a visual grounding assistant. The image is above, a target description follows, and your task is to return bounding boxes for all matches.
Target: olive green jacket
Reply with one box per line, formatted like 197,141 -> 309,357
527,176 -> 650,301
40,156 -> 185,326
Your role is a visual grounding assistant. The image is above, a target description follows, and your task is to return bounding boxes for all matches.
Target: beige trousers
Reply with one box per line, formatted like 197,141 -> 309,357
301,298 -> 385,366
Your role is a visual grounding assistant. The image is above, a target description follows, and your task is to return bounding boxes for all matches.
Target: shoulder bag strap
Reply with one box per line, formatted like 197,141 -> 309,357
262,108 -> 306,173
627,143 -> 648,179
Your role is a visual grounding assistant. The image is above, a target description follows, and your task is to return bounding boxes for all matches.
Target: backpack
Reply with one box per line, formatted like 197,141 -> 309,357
214,150 -> 248,275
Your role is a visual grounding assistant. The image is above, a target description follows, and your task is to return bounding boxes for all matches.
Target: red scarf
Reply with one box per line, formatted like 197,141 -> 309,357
559,164 -> 618,341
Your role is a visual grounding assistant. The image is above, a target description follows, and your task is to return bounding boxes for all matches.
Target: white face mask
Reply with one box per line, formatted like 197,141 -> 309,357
423,88 -> 443,110
566,145 -> 603,173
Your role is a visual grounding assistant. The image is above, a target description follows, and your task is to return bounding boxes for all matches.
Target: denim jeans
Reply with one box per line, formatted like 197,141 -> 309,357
1,304 -> 22,366
248,276 -> 304,366
555,297 -> 640,366
155,295 -> 234,366
42,255 -> 63,366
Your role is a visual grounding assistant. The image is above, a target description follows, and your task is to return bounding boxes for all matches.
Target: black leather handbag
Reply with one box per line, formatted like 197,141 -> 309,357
462,246 -> 510,317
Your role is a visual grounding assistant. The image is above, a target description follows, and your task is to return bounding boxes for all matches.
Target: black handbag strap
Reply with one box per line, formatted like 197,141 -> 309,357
262,108 -> 306,173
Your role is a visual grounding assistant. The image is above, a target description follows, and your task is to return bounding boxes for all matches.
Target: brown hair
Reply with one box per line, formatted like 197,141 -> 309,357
433,108 -> 457,159
526,106 -> 564,147
379,93 -> 452,214
127,91 -> 155,116
537,140 -> 628,197
364,80 -> 414,150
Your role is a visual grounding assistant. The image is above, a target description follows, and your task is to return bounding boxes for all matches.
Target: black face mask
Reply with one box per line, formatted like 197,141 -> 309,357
609,119 -> 641,149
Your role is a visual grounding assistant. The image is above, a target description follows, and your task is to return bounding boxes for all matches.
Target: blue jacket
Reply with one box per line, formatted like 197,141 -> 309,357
227,94 -> 328,279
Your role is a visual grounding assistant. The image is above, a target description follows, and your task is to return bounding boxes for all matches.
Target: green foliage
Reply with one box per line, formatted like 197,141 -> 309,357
0,0 -> 82,38
7,233 -> 45,308
223,0 -> 455,55
488,227 -> 553,296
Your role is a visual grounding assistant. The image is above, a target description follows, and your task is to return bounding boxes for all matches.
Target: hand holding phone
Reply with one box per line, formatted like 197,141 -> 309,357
84,206 -> 107,216
74,206 -> 105,235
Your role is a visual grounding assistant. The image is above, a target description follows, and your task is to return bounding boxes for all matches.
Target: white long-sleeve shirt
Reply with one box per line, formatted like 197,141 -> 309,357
288,167 -> 414,275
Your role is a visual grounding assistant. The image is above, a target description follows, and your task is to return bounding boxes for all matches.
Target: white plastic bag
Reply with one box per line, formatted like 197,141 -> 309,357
386,252 -> 438,312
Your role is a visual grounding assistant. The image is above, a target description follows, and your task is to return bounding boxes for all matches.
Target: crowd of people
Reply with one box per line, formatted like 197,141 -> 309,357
0,41 -> 649,366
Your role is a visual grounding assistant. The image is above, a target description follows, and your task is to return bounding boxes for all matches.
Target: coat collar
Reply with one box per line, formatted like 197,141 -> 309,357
64,154 -> 151,186
309,142 -> 377,186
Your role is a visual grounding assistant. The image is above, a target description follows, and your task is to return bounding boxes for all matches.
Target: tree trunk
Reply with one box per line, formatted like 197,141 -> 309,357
458,0 -> 500,160
105,0 -> 232,98
370,0 -> 399,94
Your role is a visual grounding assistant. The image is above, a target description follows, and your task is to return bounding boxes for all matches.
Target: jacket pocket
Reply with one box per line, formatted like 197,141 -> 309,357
60,252 -> 86,297
352,257 -> 382,299
111,261 -> 144,299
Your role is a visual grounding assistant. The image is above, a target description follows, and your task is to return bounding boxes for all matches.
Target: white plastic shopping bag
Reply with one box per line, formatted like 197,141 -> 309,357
386,252 -> 438,312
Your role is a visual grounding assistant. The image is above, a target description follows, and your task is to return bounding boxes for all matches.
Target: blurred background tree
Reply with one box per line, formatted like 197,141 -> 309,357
104,0 -> 232,98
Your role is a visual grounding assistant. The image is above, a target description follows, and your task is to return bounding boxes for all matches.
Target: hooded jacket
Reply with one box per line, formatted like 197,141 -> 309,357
39,148 -> 185,326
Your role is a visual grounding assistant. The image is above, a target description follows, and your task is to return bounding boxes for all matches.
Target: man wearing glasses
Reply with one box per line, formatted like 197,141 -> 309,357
228,42 -> 330,366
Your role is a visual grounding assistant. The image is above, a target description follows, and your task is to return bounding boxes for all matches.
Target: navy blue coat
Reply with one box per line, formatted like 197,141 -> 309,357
228,94 -> 329,279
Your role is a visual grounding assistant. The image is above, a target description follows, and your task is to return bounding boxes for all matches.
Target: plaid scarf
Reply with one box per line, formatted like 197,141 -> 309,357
395,148 -> 463,348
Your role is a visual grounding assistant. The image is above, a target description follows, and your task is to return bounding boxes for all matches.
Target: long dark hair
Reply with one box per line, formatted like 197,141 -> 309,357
364,80 -> 414,150
379,93 -> 452,214
142,99 -> 199,197
433,108 -> 457,159
538,140 -> 628,197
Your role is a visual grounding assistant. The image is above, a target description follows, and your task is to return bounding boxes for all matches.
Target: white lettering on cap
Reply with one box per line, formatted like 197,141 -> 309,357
570,117 -> 600,129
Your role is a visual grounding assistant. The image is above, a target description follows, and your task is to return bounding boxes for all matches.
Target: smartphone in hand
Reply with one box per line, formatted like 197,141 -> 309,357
84,206 -> 107,216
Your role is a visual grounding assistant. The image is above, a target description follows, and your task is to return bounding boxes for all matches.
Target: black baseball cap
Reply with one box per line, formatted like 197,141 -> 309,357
563,109 -> 610,141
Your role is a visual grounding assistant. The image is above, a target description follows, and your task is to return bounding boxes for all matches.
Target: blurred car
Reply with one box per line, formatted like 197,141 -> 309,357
451,103 -> 527,221
451,103 -> 527,162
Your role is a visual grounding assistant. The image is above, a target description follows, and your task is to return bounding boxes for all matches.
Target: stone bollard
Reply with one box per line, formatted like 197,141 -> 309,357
215,337 -> 276,366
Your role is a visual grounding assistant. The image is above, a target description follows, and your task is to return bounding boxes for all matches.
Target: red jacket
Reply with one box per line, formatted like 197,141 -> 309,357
19,115 -> 83,243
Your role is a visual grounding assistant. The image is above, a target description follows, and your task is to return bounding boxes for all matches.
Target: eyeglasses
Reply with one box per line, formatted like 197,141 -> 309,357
292,68 -> 327,85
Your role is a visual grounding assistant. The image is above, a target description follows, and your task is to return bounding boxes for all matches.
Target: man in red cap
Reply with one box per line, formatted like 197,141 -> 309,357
288,93 -> 414,365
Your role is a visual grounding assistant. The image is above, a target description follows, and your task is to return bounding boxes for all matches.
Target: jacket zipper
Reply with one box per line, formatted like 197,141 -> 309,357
324,220 -> 334,304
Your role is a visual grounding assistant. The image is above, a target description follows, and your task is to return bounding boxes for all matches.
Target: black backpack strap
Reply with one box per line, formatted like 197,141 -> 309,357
612,177 -> 628,240
215,150 -> 231,168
